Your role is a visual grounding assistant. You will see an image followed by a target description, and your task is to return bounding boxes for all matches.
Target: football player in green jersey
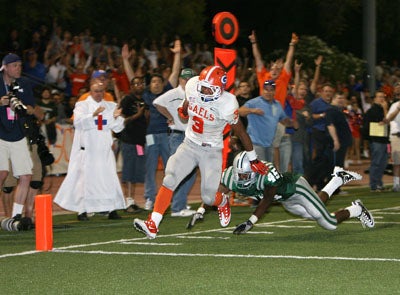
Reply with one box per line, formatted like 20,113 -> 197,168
188,151 -> 375,233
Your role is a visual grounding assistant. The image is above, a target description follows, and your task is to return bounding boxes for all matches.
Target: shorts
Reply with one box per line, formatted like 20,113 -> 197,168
0,138 -> 33,177
390,135 -> 400,165
3,144 -> 43,187
121,142 -> 145,183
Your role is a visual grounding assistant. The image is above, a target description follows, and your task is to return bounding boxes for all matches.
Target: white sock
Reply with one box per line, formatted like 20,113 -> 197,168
346,204 -> 362,218
125,197 -> 134,207
12,203 -> 24,217
151,212 -> 163,227
394,176 -> 400,187
197,207 -> 206,214
321,177 -> 342,197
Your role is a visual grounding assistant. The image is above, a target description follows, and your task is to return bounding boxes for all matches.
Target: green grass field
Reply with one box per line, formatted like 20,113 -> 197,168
0,187 -> 399,295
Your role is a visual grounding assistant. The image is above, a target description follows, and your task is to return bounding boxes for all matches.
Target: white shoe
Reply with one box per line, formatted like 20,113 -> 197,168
133,217 -> 158,239
332,166 -> 362,185
144,199 -> 153,211
217,194 -> 231,227
171,209 -> 196,217
352,199 -> 375,228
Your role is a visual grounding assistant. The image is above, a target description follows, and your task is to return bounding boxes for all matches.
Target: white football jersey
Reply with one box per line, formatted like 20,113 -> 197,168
183,76 -> 239,148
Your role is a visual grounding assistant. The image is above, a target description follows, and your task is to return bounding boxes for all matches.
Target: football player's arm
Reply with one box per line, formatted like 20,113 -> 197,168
177,99 -> 189,122
233,186 -> 277,234
231,120 -> 269,175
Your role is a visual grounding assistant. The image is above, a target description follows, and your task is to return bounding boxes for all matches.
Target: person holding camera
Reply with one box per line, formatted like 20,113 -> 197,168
0,53 -> 36,223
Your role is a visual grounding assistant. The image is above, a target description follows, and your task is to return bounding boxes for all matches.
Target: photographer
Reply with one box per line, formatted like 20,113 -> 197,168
0,53 -> 35,223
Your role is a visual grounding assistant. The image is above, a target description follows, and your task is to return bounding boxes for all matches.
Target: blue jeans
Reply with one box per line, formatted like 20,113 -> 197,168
254,144 -> 274,163
169,132 -> 197,212
369,141 -> 388,190
291,140 -> 304,174
144,133 -> 170,201
279,135 -> 292,173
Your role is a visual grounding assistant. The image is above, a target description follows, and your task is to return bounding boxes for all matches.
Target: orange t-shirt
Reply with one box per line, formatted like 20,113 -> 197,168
77,92 -> 115,102
256,67 -> 291,108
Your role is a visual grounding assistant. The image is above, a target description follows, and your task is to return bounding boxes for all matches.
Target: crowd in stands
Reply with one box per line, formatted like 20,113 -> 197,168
2,20 -> 400,222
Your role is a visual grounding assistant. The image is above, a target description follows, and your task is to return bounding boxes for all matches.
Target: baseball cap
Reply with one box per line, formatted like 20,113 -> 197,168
91,70 -> 107,79
180,68 -> 195,79
0,53 -> 21,71
264,79 -> 276,89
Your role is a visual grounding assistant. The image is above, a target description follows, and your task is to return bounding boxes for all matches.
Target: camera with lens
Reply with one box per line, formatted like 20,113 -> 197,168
8,82 -> 27,117
23,116 -> 55,166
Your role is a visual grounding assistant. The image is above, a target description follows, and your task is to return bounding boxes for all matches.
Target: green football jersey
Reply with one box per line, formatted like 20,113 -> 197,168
220,162 -> 301,201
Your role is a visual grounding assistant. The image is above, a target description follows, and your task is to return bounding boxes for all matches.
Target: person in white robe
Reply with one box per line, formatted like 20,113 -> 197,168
54,78 -> 125,220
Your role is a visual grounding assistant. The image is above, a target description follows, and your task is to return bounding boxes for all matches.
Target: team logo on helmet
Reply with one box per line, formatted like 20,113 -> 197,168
197,66 -> 227,102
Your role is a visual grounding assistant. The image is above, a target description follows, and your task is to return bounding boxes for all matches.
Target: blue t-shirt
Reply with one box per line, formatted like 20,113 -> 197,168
0,76 -> 35,141
142,82 -> 173,134
244,96 -> 287,147
310,97 -> 330,131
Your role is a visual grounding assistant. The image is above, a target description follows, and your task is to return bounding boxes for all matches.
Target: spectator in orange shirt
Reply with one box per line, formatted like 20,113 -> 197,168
249,31 -> 298,108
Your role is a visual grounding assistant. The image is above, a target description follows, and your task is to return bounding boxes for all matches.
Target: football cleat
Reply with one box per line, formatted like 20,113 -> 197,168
1,217 -> 20,232
332,166 -> 362,185
133,217 -> 158,239
217,194 -> 231,227
186,212 -> 204,229
352,199 -> 375,228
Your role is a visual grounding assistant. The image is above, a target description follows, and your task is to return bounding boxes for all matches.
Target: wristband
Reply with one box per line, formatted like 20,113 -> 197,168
289,42 -> 295,46
246,150 -> 257,161
251,41 -> 257,44
249,214 -> 258,224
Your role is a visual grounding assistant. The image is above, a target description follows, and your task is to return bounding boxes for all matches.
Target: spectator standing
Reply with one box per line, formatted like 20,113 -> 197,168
0,53 -> 35,223
362,90 -> 389,192
153,68 -> 197,217
54,78 -> 125,220
122,39 -> 181,210
386,97 -> 400,191
306,83 -> 335,191
235,80 -> 253,128
119,76 -> 147,213
345,95 -> 363,165
325,93 -> 353,172
36,87 -> 58,145
239,80 -> 296,163
23,50 -> 46,91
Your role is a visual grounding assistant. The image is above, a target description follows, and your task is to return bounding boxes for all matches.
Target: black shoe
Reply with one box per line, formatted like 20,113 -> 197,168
19,217 -> 34,231
77,212 -> 89,221
12,214 -> 22,221
125,204 -> 143,214
108,210 -> 121,220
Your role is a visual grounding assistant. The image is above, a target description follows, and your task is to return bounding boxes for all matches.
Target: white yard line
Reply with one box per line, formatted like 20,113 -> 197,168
0,212 -> 399,262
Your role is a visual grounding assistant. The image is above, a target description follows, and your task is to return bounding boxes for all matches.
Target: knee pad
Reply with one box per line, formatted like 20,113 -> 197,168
163,173 -> 178,190
30,181 -> 43,190
2,186 -> 14,194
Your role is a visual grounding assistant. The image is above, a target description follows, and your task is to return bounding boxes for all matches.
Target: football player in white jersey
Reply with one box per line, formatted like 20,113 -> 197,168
134,65 -> 269,239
